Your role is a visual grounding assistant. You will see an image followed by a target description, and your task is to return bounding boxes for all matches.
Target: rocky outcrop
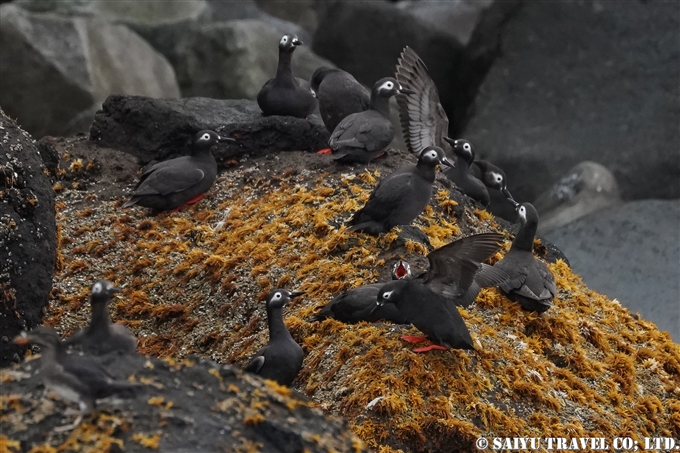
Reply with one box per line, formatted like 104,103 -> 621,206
0,353 -> 367,452
463,0 -> 680,202
312,0 -> 520,135
0,4 -> 180,138
0,110 -> 56,367
545,199 -> 680,341
89,95 -> 330,163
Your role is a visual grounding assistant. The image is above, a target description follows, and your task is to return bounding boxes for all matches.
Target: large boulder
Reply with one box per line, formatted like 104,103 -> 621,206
89,95 -> 330,163
545,199 -> 680,341
0,110 -> 56,367
312,0 -> 520,135
172,19 -> 334,100
1,353 -> 367,452
463,0 -> 680,202
0,3 -> 180,138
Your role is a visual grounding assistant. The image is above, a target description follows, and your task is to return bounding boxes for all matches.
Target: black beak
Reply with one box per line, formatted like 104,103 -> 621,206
369,301 -> 383,314
218,136 -> 236,143
443,136 -> 456,146
290,291 -> 306,298
292,39 -> 302,46
502,188 -> 518,207
110,286 -> 121,294
440,156 -> 455,168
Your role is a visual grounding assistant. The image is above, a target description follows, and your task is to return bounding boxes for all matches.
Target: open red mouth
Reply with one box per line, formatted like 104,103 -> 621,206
395,261 -> 409,279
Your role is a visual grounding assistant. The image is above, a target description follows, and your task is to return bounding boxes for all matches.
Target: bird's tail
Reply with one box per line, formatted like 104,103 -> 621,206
121,198 -> 138,208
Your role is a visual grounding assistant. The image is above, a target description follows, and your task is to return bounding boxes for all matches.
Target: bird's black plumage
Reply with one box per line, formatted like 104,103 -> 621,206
328,77 -> 407,164
123,130 -> 226,212
64,280 -> 137,355
244,289 -> 305,386
493,202 -> 557,313
470,159 -> 514,202
348,146 -> 453,235
377,280 -> 475,351
395,46 -> 451,156
257,34 -> 317,118
310,67 -> 370,133
14,327 -> 144,430
442,138 -> 491,207
311,260 -> 412,323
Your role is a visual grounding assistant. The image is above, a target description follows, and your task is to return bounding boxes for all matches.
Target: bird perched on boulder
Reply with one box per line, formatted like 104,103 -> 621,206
322,77 -> 413,164
311,260 -> 412,324
245,289 -> 305,386
310,66 -> 370,133
348,146 -> 453,235
257,34 -> 317,118
123,130 -> 231,213
375,233 -> 508,353
442,138 -> 491,206
13,327 -> 144,431
493,202 -> 557,313
470,159 -> 514,202
63,280 -> 136,355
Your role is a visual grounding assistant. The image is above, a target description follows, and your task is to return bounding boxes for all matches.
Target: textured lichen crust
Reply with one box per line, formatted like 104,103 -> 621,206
29,146 -> 680,451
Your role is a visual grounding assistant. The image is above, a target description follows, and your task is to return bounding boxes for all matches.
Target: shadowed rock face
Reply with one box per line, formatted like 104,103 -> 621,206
0,110 -> 56,367
0,353 -> 368,452
90,95 -> 330,164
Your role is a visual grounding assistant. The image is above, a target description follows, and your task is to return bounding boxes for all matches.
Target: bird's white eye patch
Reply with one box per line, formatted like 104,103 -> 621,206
380,81 -> 394,91
382,290 -> 393,300
491,172 -> 503,184
463,143 -> 472,152
426,150 -> 438,159
519,206 -> 526,218
201,133 -> 210,141
273,292 -> 282,300
92,283 -> 103,294
280,36 -> 288,45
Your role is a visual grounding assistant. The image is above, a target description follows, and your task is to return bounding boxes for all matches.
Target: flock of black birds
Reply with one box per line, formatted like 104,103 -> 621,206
13,34 -> 557,431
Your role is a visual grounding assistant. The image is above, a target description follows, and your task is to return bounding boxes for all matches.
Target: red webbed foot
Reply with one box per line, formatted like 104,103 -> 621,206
412,344 -> 448,353
400,335 -> 430,344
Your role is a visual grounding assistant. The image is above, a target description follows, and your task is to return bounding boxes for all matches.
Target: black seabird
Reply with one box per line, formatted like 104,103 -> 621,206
244,289 -> 305,386
470,159 -> 514,201
493,202 -> 557,313
348,146 -> 453,235
257,34 -> 317,118
442,138 -> 490,206
14,327 -> 144,431
395,46 -> 451,156
123,130 -> 230,212
310,66 -> 370,134
377,280 -> 474,353
311,260 -> 412,324
324,77 -> 412,164
64,280 -> 137,355
374,232 -> 508,353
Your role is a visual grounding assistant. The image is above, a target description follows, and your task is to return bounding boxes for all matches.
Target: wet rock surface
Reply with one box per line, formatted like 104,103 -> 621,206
89,95 -> 330,165
0,110 -> 56,367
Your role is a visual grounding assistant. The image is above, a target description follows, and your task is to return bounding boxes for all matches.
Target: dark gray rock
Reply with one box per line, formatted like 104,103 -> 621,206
0,3 -> 180,138
464,0 -> 680,202
0,110 -> 56,368
90,95 -> 330,164
545,199 -> 680,341
1,352 -> 367,452
312,0 -> 520,135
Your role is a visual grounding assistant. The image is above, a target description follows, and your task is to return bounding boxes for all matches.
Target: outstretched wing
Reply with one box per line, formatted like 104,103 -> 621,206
395,46 -> 450,155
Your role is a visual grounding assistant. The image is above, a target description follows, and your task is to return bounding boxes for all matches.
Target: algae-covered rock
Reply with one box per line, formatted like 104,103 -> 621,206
8,137 -> 680,451
0,353 -> 367,452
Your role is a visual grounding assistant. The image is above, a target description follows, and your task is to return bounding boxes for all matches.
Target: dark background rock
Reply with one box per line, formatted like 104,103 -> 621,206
1,353 -> 367,452
0,110 -> 56,367
463,0 -> 680,202
545,199 -> 680,341
0,3 -> 180,139
312,0 -> 520,136
89,95 -> 330,164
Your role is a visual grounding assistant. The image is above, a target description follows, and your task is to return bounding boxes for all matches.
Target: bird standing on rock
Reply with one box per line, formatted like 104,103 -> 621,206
13,327 -> 144,431
245,289 -> 305,386
257,34 -> 317,118
493,202 -> 557,313
375,233 -> 508,353
311,260 -> 412,324
64,280 -> 137,356
348,146 -> 453,235
310,66 -> 370,133
442,138 -> 491,206
470,159 -> 514,202
322,77 -> 413,164
123,130 -> 231,213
